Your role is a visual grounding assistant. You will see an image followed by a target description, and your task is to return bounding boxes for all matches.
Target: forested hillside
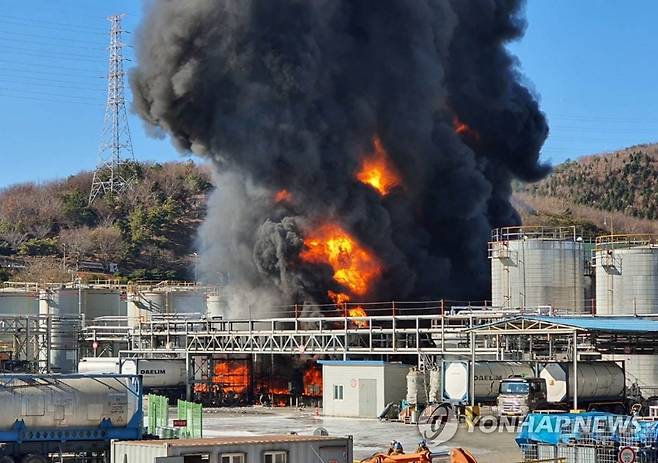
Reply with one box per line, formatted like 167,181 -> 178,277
0,161 -> 212,282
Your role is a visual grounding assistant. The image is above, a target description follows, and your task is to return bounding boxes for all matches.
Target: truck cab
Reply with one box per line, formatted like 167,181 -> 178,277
496,377 -> 547,418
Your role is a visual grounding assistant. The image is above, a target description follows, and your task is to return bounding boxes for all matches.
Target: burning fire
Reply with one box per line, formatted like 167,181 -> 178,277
211,360 -> 249,394
301,223 -> 382,296
452,115 -> 480,141
303,364 -> 323,397
274,189 -> 292,203
328,290 -> 368,327
356,136 -> 401,196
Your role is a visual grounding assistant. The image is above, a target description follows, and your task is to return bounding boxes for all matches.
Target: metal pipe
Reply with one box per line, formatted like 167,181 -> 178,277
572,330 -> 578,411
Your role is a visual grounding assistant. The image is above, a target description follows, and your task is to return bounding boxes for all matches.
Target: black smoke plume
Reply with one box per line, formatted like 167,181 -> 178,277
131,0 -> 549,316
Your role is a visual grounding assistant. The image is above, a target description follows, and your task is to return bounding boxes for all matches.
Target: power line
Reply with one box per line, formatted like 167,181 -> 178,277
0,71 -> 105,89
0,89 -> 103,107
0,14 -> 106,32
0,59 -> 105,75
0,86 -> 100,101
0,30 -> 107,48
1,46 -> 107,63
0,78 -> 105,93
0,66 -> 104,80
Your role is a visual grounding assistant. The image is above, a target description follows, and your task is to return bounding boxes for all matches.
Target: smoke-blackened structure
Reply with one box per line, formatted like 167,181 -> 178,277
131,0 -> 549,316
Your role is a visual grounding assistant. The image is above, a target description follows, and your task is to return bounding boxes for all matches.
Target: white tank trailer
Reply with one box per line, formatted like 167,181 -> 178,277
0,374 -> 142,461
540,361 -> 625,403
78,357 -> 186,391
442,361 -> 535,404
489,226 -> 586,312
594,234 -> 658,391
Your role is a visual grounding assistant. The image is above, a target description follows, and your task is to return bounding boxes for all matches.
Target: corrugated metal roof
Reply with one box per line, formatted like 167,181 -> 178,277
525,316 -> 658,333
118,435 -> 345,447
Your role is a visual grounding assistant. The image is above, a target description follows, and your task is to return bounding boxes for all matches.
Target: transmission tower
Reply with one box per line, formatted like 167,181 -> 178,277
89,14 -> 135,205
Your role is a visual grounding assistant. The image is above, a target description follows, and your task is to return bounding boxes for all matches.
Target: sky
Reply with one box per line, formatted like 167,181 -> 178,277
0,0 -> 657,188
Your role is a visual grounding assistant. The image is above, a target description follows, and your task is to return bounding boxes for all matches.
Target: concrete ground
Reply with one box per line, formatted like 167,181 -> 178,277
201,407 -> 523,462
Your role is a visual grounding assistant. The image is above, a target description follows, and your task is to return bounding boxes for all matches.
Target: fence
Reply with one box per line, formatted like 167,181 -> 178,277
517,413 -> 658,463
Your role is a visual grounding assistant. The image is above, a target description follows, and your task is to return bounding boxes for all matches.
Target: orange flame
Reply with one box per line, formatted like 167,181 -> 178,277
328,290 -> 369,328
356,136 -> 402,196
211,360 -> 249,394
301,223 -> 381,296
453,116 -> 480,141
303,364 -> 323,397
274,189 -> 292,203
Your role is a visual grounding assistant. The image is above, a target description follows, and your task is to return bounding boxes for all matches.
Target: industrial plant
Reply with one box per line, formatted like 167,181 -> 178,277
2,226 -> 658,462
1,0 -> 657,462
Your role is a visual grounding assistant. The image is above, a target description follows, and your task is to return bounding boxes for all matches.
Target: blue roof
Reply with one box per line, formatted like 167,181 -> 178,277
525,316 -> 658,333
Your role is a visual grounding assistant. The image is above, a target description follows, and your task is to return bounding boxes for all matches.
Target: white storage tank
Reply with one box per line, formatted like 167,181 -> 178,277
78,357 -> 186,389
127,291 -> 165,327
83,288 -> 127,320
594,235 -> 658,390
490,226 -> 586,312
0,289 -> 39,315
167,290 -> 206,315
39,288 -> 80,373
206,294 -> 227,318
78,356 -> 120,374
539,361 -> 625,403
595,235 -> 658,315
442,361 -> 534,404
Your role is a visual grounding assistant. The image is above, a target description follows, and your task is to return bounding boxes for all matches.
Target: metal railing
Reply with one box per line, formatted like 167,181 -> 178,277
491,226 -> 579,242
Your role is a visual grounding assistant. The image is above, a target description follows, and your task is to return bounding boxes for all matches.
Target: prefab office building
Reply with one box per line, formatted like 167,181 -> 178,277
321,360 -> 408,418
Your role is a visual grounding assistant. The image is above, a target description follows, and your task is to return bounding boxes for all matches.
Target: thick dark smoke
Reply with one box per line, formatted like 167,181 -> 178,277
131,0 -> 549,316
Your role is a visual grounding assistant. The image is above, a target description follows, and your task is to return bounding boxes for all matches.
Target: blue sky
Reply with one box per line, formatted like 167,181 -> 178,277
0,0 -> 656,188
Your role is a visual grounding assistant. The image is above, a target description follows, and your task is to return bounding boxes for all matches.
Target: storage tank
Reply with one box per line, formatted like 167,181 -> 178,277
595,235 -> 658,315
122,359 -> 186,389
83,288 -> 127,320
0,374 -> 140,431
167,290 -> 206,315
207,294 -> 227,318
594,235 -> 658,390
78,357 -> 186,390
539,361 -> 625,403
77,356 -> 120,374
0,289 -> 39,315
442,361 -> 534,404
126,291 -> 165,327
406,368 -> 427,405
38,289 -> 79,373
490,226 -> 586,312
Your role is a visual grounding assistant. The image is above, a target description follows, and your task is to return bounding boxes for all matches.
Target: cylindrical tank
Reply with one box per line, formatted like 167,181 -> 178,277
121,359 -> 186,389
594,235 -> 658,390
38,289 -> 79,373
442,361 -> 534,403
490,226 -> 586,312
428,368 -> 442,403
539,361 -> 625,403
406,368 -> 427,405
595,235 -> 658,315
78,357 -> 186,389
0,289 -> 39,315
0,375 -> 139,429
206,294 -> 227,318
167,290 -> 206,315
126,291 -> 165,327
77,357 -> 120,374
83,288 -> 127,320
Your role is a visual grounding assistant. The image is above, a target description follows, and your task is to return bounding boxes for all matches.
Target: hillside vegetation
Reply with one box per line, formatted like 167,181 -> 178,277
517,143 -> 658,221
0,161 -> 212,282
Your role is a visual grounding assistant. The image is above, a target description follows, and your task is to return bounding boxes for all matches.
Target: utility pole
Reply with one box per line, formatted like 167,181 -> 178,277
89,14 -> 135,205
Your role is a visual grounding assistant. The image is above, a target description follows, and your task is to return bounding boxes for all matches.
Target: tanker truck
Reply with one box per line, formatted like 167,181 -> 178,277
0,373 -> 142,463
78,357 -> 186,401
496,361 -> 628,418
441,360 -> 535,412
